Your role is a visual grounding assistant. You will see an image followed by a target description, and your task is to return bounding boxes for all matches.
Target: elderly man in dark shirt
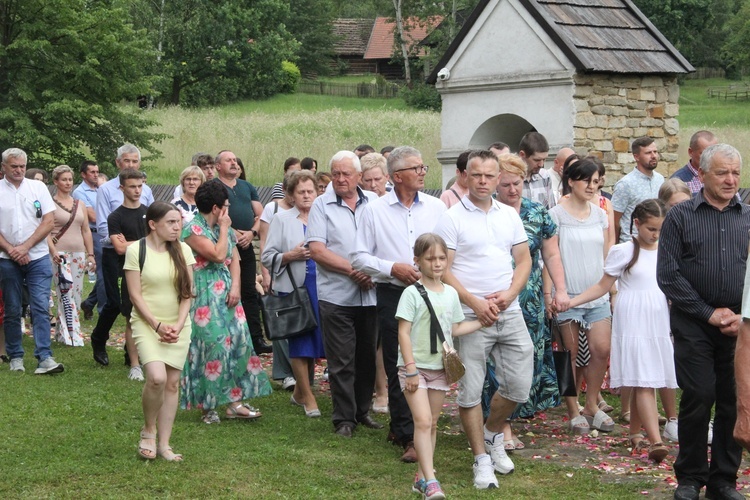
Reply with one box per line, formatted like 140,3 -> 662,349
657,143 -> 748,500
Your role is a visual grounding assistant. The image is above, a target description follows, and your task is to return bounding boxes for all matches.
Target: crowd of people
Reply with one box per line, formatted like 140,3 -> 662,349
0,132 -> 749,500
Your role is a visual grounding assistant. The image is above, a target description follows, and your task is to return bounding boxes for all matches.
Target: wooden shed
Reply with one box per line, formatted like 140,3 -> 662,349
426,0 -> 694,189
332,19 -> 377,75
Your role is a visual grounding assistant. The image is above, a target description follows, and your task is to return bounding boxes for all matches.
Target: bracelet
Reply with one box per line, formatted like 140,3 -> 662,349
404,361 -> 416,368
155,322 -> 161,332
87,254 -> 94,258
404,371 -> 419,378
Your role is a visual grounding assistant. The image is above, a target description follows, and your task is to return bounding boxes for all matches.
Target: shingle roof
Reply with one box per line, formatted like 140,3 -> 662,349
364,16 -> 442,60
427,0 -> 693,83
332,19 -> 375,56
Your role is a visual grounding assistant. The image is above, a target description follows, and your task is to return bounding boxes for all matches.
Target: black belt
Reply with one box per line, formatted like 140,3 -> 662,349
376,282 -> 405,292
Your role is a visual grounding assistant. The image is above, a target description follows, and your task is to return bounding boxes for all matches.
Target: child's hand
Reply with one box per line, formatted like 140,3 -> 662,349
404,373 -> 419,393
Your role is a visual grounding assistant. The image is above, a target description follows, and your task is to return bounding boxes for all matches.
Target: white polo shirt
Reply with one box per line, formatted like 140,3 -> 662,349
435,196 -> 528,313
0,177 -> 56,260
351,189 -> 446,286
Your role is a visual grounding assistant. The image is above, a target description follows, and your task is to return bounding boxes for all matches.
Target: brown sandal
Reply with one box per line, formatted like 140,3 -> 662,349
158,446 -> 183,462
648,442 -> 669,463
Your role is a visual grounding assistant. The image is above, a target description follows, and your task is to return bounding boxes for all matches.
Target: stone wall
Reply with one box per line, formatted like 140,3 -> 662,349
572,73 -> 680,188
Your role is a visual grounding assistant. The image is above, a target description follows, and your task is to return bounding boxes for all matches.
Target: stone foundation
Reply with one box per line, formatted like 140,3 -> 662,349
572,73 -> 679,188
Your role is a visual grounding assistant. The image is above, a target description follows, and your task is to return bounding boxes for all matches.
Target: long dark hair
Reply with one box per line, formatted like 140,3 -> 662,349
623,199 -> 666,274
146,201 -> 194,300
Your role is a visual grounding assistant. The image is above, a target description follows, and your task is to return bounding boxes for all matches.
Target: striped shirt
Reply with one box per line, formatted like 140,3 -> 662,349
657,190 -> 750,321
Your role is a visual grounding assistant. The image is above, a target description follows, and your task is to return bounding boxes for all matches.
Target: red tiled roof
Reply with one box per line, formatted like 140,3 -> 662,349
364,16 -> 442,60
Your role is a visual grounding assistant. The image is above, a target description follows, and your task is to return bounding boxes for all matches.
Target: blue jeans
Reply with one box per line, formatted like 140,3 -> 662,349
0,256 -> 54,361
81,230 -> 106,313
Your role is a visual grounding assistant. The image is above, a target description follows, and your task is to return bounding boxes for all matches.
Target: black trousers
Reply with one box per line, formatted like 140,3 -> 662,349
377,284 -> 413,444
672,308 -> 742,489
90,248 -> 122,350
319,301 -> 377,428
237,244 -> 264,343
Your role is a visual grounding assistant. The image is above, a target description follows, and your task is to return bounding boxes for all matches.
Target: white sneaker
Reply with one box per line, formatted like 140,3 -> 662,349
35,357 -> 63,374
282,376 -> 296,391
485,432 -> 515,474
473,458 -> 499,489
128,365 -> 144,381
708,420 -> 714,445
323,368 -> 329,382
9,358 -> 25,372
663,418 -> 678,443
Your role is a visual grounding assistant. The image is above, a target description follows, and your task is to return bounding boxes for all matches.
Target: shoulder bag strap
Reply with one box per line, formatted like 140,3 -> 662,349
414,282 -> 446,354
51,199 -> 80,244
139,238 -> 147,273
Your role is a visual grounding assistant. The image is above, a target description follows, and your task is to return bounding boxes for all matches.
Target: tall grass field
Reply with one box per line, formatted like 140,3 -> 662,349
141,78 -> 750,190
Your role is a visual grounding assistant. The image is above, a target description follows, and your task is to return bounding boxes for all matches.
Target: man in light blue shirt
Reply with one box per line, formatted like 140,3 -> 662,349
612,136 -> 664,242
74,160 -> 105,319
90,144 -> 153,366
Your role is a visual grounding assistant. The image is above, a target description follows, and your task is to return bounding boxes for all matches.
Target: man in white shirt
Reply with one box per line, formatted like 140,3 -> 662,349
436,150 -> 532,489
0,148 -> 64,374
352,146 -> 446,462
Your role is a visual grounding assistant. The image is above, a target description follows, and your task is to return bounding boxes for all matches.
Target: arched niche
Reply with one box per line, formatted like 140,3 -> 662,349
469,114 -> 536,151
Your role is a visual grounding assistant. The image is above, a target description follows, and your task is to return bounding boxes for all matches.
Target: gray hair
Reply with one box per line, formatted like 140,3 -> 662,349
117,143 -> 141,161
179,165 -> 206,187
700,143 -> 742,173
329,150 -> 361,172
360,152 -> 387,176
52,164 -> 74,181
386,146 -> 421,176
2,148 -> 27,164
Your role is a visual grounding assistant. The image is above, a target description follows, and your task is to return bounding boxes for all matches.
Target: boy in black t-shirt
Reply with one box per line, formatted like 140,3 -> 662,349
107,169 -> 148,381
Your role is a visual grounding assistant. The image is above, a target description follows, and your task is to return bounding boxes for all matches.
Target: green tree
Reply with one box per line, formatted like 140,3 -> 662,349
0,0 -> 163,171
132,0 -> 298,106
722,0 -> 750,72
287,0 -> 337,76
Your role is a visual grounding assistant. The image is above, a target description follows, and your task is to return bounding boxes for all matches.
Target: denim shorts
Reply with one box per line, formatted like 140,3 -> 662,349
398,366 -> 450,392
556,302 -> 611,331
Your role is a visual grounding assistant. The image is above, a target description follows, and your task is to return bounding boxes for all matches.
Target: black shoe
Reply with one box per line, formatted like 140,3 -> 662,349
93,349 -> 109,367
81,304 -> 94,321
335,424 -> 353,438
673,484 -> 700,500
387,431 -> 402,447
705,484 -> 744,500
357,415 -> 384,430
253,339 -> 273,355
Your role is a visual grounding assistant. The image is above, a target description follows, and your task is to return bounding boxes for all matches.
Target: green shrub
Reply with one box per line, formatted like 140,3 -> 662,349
401,83 -> 442,111
279,61 -> 301,94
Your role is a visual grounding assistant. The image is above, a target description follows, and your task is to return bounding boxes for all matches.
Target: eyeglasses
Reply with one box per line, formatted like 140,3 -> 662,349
395,165 -> 429,175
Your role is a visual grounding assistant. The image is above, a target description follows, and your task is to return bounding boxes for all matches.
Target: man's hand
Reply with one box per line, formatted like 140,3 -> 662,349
235,230 -> 253,249
8,244 -> 29,262
709,307 -> 740,337
485,290 -> 517,312
349,269 -> 374,289
391,263 -> 420,286
469,296 -> 498,327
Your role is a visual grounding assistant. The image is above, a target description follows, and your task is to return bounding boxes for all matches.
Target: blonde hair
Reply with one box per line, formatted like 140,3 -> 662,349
361,153 -> 387,176
52,164 -> 73,181
497,153 -> 527,178
179,165 -> 206,188
658,178 -> 690,204
414,233 -> 448,259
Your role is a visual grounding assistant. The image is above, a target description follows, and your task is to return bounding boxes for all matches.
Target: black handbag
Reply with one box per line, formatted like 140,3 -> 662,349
261,254 -> 317,340
549,316 -> 577,397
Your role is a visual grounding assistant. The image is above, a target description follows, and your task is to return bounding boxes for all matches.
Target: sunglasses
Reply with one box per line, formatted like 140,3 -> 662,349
34,200 -> 42,218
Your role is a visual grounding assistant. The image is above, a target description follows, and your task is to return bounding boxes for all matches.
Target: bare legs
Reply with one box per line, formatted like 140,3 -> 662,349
373,345 -> 389,410
142,361 -> 182,460
405,388 -> 446,482
291,357 -> 318,412
125,320 -> 140,368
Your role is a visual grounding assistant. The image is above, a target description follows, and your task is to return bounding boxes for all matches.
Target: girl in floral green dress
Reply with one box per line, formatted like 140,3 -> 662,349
180,181 -> 272,423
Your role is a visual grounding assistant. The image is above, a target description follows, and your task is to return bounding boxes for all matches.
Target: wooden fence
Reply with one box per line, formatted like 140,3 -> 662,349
707,83 -> 750,100
297,80 -> 401,99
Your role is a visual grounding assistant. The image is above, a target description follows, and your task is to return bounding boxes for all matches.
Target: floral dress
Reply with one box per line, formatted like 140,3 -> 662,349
179,213 -> 272,411
483,198 -> 560,418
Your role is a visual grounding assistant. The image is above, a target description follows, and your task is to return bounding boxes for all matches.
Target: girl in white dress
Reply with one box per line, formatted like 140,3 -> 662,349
568,199 -> 676,463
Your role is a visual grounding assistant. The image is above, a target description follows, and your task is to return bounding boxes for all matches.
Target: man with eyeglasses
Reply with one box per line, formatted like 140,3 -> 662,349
308,151 -> 380,438
0,148 -> 64,374
352,146 -> 446,462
